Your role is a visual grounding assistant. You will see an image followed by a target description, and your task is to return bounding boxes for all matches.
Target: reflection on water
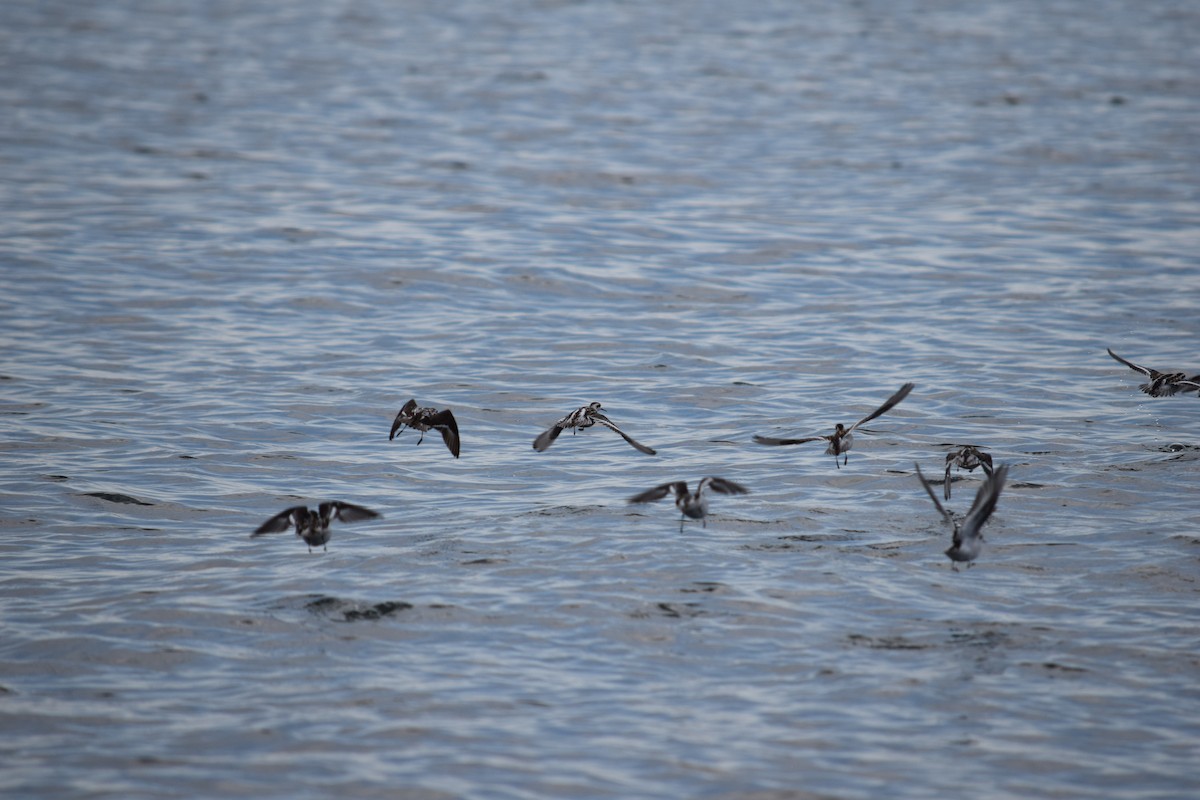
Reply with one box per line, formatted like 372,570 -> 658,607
1,0 -> 1198,798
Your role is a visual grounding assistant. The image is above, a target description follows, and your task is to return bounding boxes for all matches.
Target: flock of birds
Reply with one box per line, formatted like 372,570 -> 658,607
251,348 -> 1192,569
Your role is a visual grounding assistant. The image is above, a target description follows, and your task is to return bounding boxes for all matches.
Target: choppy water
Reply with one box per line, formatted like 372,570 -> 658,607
2,1 -> 1199,797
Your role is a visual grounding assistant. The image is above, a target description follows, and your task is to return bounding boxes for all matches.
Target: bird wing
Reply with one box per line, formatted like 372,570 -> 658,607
1106,348 -> 1156,378
628,482 -> 684,504
324,501 -> 381,524
533,423 -> 564,452
701,477 -> 750,496
252,506 -> 307,536
427,409 -> 461,457
914,464 -> 953,525
977,450 -> 994,476
850,382 -> 915,432
593,416 -> 657,455
959,464 -> 1008,542
388,399 -> 419,440
753,434 -> 823,446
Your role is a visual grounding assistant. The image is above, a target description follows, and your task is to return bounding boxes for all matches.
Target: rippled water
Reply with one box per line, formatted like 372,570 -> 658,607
2,1 -> 1198,797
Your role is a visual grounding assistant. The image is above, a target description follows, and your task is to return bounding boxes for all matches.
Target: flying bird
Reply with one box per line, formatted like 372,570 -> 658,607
533,402 -> 656,455
753,383 -> 915,468
943,445 -> 994,500
1106,349 -> 1200,397
915,462 -> 1008,570
251,501 -> 381,552
628,477 -> 749,531
389,399 -> 461,458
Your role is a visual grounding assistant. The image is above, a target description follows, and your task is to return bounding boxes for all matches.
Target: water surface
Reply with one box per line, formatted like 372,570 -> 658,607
2,1 -> 1198,798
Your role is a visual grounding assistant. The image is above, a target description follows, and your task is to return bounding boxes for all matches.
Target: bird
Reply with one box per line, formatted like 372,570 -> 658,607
533,401 -> 656,455
753,383 -> 915,468
389,399 -> 460,458
628,477 -> 749,531
251,501 -> 381,552
943,445 -> 994,500
1106,348 -> 1200,397
915,462 -> 1008,570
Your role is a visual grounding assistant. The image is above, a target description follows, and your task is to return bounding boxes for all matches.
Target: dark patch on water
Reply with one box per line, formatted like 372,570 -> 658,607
84,492 -> 153,506
847,633 -> 930,651
774,533 -> 858,543
1033,661 -> 1087,675
631,602 -> 705,620
304,595 -> 415,622
680,582 -> 725,594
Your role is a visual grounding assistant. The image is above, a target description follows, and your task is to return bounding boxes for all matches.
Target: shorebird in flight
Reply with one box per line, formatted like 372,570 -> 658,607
533,402 -> 656,455
628,477 -> 749,531
1106,348 -> 1200,397
943,445 -> 994,500
915,462 -> 1008,570
753,383 -> 914,468
389,399 -> 461,458
251,501 -> 381,552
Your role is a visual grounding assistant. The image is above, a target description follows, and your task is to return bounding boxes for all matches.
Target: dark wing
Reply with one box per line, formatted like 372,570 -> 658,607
977,450 -> 994,476
753,434 -> 823,446
1106,348 -> 1155,378
427,409 -> 461,457
914,464 -> 952,525
389,399 -> 419,440
959,464 -> 1008,541
592,415 -> 657,455
252,506 -> 307,536
533,423 -> 564,452
943,455 -> 955,501
628,481 -> 684,504
850,382 -> 915,432
700,477 -> 749,496
323,501 -> 380,524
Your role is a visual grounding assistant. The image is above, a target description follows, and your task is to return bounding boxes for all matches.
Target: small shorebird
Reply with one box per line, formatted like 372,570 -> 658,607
1106,348 -> 1200,397
915,462 -> 1008,570
753,383 -> 915,468
533,402 -> 656,455
251,501 -> 381,552
943,445 -> 994,500
628,477 -> 749,531
389,399 -> 461,458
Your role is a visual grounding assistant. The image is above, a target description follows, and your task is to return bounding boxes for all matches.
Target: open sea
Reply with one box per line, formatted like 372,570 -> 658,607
2,1 -> 1198,797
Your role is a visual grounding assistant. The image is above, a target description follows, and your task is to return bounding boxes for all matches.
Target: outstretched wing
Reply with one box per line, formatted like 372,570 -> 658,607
322,501 -> 381,525
628,482 -> 684,504
700,477 -> 749,496
959,464 -> 1007,542
389,399 -> 419,440
252,506 -> 306,536
850,382 -> 915,432
753,434 -> 823,446
533,423 -> 564,452
427,409 -> 461,458
1106,348 -> 1155,378
593,415 -> 657,455
914,464 -> 953,525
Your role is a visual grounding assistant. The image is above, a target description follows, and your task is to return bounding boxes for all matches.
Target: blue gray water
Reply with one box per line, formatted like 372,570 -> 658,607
2,0 -> 1198,797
